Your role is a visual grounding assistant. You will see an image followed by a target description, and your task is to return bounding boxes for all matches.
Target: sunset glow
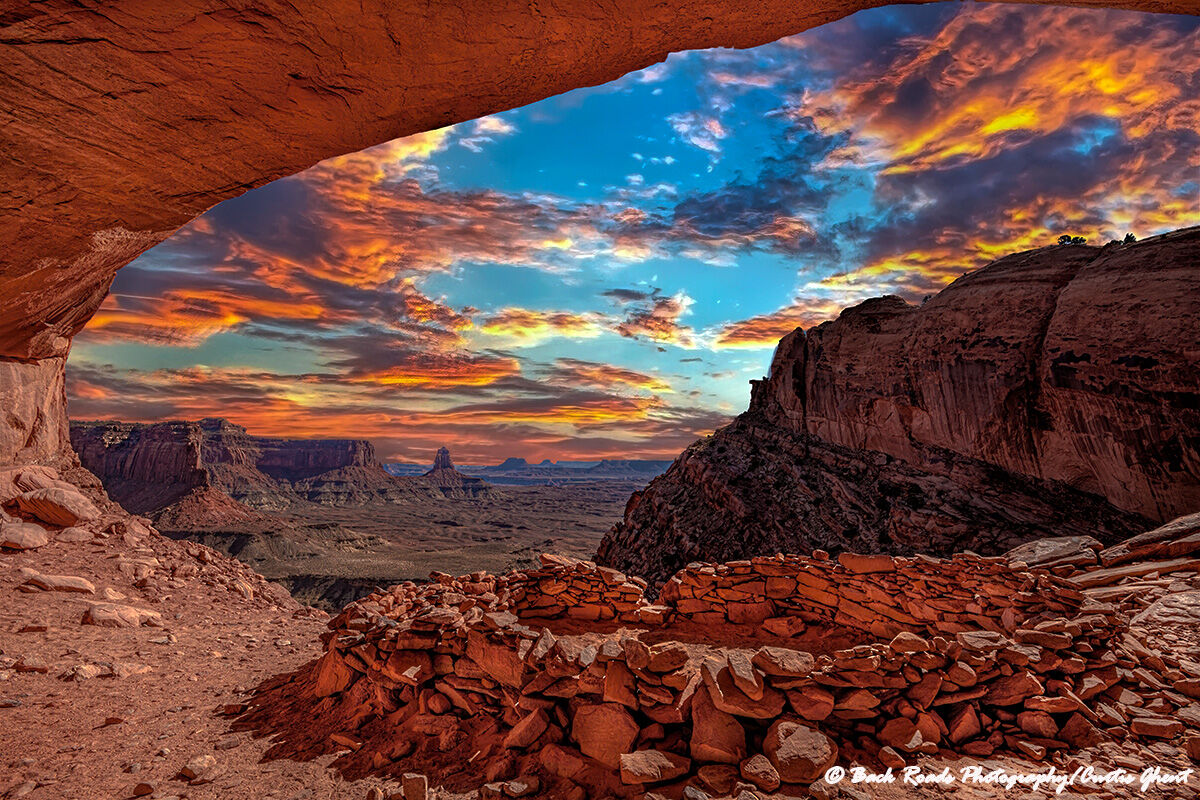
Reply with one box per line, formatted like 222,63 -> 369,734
70,4 -> 1200,463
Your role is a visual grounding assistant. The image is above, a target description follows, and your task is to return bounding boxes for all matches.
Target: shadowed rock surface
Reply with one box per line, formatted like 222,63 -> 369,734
598,230 -> 1200,587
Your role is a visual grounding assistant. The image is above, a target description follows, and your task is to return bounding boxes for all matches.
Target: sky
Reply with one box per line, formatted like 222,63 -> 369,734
67,3 -> 1200,464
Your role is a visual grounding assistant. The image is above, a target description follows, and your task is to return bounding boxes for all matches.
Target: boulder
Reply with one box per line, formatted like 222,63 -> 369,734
1058,713 -> 1105,748
690,685 -> 746,764
726,650 -> 764,700
619,750 -> 690,784
571,703 -> 638,768
752,647 -> 814,678
889,632 -> 931,653
946,705 -> 981,744
381,650 -> 434,686
786,684 -> 835,721
56,526 -> 94,543
81,603 -> 163,628
180,754 -> 218,784
696,765 -> 740,795
984,672 -> 1042,706
539,744 -> 589,780
466,631 -> 527,689
763,719 -> 837,783
878,718 -> 924,753
739,754 -> 780,791
313,651 -> 354,698
504,708 -> 549,749
1130,718 -> 1184,739
1017,710 -> 1058,738
1005,536 -> 1103,569
0,466 -> 69,503
701,657 -> 785,718
15,487 -> 100,526
23,573 -> 95,594
646,642 -> 689,672
0,521 -> 50,550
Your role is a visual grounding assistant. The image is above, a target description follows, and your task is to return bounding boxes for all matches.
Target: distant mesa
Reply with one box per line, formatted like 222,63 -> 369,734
452,455 -> 673,486
423,446 -> 491,499
587,459 -> 673,475
70,418 -> 461,529
495,457 -> 529,470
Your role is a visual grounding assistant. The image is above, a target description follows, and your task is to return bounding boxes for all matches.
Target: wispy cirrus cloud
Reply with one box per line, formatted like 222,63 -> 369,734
477,308 -> 605,344
549,358 -> 672,393
713,299 -> 848,349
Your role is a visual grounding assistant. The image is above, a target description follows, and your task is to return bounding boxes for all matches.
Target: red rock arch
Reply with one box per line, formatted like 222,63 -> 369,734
0,0 -> 1197,465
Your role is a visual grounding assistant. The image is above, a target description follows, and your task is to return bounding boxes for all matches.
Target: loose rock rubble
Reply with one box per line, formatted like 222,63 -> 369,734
1012,512 -> 1200,647
254,529 -> 1200,799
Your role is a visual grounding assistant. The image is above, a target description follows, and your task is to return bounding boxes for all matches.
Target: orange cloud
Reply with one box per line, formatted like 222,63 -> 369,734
713,300 -> 845,348
790,4 -> 1200,291
807,6 -> 1199,175
397,280 -> 473,331
551,359 -> 672,393
346,353 -> 521,390
478,308 -> 604,342
86,289 -> 331,346
615,291 -> 695,347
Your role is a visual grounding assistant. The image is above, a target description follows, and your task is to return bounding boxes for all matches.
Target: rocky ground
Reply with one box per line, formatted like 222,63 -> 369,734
5,462 -> 1200,799
263,520 -> 1200,800
0,465 -> 388,800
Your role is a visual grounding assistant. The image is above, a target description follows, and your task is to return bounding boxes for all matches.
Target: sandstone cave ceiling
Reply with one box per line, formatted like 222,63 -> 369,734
2,0 -> 1199,464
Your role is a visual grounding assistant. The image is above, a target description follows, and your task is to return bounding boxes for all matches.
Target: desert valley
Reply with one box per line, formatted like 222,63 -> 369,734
69,417 -> 660,609
3,2 -> 1200,800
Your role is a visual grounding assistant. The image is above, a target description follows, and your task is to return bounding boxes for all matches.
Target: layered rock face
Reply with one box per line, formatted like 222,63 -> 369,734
599,230 -> 1200,587
70,417 -> 430,519
0,357 -> 70,467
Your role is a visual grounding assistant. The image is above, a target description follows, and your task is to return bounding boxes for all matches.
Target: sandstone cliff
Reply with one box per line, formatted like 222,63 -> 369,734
598,229 -> 1200,587
70,418 -> 438,522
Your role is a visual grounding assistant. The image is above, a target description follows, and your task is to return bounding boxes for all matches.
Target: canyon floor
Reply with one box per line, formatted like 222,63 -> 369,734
160,482 -> 639,610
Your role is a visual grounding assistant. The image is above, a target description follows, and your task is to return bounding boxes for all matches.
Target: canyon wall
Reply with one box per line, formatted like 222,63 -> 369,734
2,0 -> 1198,467
70,418 -> 403,514
598,230 -> 1200,586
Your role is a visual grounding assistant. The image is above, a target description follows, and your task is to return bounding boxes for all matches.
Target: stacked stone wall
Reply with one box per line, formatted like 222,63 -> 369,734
305,551 -> 1194,799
